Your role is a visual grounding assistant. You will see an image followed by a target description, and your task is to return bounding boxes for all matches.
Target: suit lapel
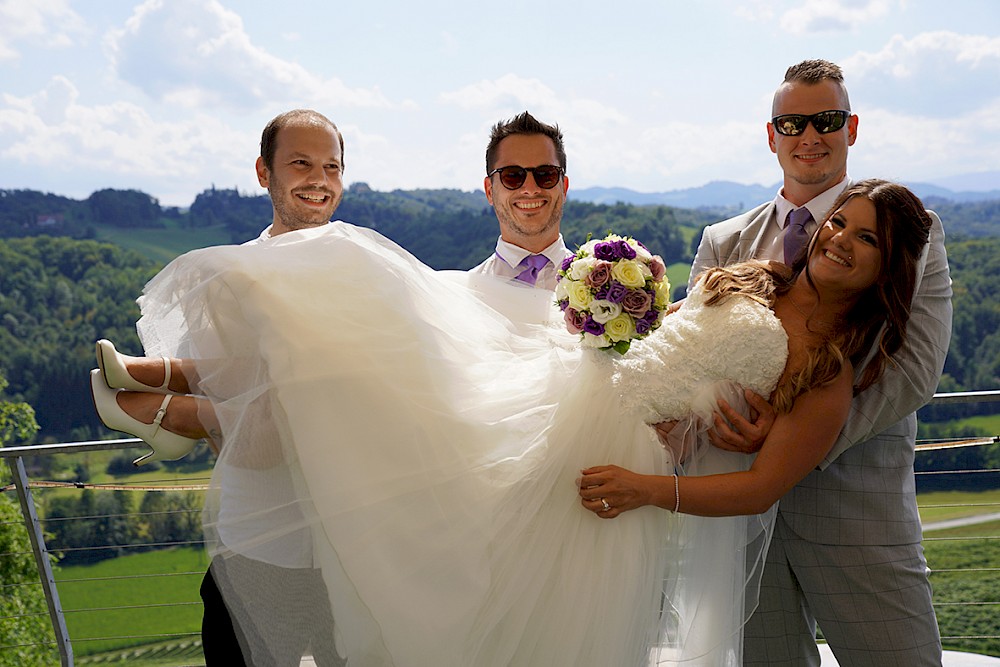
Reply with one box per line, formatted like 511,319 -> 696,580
724,202 -> 776,265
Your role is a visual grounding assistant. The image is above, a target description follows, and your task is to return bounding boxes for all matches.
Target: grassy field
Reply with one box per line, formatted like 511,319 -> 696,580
923,518 -> 1000,657
950,412 -> 1000,434
56,547 -> 208,659
666,261 -> 691,297
919,488 -> 1000,523
91,223 -> 232,265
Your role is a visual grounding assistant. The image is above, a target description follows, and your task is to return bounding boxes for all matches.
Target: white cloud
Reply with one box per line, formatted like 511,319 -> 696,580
779,0 -> 893,35
844,31 -> 1000,115
0,76 -> 256,204
0,0 -> 86,61
852,99 -> 1000,182
104,0 -> 392,112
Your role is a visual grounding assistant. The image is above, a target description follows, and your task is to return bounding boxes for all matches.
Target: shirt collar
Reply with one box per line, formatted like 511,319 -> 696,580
494,234 -> 567,269
774,175 -> 851,228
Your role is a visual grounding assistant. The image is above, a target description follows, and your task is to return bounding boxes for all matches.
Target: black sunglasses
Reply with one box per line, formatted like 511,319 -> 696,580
771,110 -> 851,136
487,165 -> 564,190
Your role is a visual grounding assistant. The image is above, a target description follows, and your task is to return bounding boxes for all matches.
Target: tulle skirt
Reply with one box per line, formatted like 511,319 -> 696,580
136,222 -> 777,666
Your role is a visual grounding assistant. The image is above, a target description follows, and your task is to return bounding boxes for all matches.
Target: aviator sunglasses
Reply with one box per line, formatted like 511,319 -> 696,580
771,110 -> 851,136
488,165 -> 565,190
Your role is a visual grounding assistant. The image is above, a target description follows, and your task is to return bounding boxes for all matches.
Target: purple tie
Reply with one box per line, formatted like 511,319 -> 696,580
514,254 -> 550,286
783,207 -> 814,266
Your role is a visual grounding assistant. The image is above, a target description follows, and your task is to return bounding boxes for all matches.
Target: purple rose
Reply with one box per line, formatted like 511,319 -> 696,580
635,318 -> 651,335
585,261 -> 613,289
621,288 -> 653,316
606,281 -> 629,304
558,298 -> 569,311
649,256 -> 666,282
593,242 -> 618,261
564,307 -> 586,334
594,283 -> 609,300
561,255 -> 575,271
583,317 -> 605,336
615,240 -> 637,260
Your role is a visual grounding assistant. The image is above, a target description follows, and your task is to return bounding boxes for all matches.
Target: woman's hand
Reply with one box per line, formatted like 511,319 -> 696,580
577,465 -> 658,518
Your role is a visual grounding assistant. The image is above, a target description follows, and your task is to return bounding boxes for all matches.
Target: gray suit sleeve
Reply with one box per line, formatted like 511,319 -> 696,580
819,210 -> 953,467
689,229 -> 720,291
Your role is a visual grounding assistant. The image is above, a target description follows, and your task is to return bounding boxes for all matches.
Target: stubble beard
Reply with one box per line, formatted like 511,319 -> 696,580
269,185 -> 342,232
496,196 -> 563,244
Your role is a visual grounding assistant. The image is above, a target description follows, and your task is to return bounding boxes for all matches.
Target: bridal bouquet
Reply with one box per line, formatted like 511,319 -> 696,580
555,234 -> 670,354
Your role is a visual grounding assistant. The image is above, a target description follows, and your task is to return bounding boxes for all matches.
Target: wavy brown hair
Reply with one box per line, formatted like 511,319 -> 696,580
701,179 -> 932,412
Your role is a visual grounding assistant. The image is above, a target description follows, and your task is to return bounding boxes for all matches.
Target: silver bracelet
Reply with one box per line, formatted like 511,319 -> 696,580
673,474 -> 680,513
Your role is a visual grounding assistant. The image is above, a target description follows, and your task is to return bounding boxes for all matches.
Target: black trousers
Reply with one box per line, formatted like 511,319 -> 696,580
200,556 -> 344,666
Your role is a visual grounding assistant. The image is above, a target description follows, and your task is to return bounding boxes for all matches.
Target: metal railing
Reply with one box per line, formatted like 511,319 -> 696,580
2,392 -> 1000,665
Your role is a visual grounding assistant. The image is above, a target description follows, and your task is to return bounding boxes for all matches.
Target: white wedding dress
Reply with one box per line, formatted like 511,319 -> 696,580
136,222 -> 788,667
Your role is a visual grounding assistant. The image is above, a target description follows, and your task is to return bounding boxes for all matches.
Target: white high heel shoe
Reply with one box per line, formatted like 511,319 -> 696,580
89,369 -> 198,467
96,339 -> 175,394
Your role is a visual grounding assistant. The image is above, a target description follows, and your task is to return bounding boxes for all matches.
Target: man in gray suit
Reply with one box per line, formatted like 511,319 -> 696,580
691,60 -> 952,666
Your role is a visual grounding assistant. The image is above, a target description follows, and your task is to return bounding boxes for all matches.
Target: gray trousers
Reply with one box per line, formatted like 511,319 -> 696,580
743,514 -> 942,667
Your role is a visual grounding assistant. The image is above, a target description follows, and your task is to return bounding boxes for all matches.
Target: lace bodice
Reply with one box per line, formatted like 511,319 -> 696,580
612,281 -> 789,424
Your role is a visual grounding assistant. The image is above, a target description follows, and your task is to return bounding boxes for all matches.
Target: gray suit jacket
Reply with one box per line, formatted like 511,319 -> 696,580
691,201 -> 953,545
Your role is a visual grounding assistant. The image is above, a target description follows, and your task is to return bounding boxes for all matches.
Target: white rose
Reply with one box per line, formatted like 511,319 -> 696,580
581,332 -> 609,348
567,256 -> 597,281
589,299 -> 623,324
554,280 -> 568,301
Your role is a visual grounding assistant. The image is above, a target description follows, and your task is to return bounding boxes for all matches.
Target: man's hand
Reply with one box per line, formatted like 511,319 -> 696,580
708,389 -> 774,454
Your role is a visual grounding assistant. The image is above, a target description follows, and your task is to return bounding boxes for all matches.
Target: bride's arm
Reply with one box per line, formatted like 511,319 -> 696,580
580,366 -> 853,518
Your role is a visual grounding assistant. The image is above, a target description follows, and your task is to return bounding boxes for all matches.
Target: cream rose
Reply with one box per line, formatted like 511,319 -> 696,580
604,312 -> 637,342
565,280 -> 594,311
654,279 -> 672,308
611,259 -> 649,288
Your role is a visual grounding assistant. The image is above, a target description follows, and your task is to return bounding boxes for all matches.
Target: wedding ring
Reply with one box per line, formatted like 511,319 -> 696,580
600,498 -> 610,511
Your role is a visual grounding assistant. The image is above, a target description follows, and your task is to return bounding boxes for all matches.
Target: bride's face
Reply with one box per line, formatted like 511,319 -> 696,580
484,133 -> 568,253
808,195 -> 882,297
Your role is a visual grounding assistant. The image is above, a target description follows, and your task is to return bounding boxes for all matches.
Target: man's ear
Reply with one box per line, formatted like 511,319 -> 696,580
484,175 -> 494,205
256,156 -> 270,188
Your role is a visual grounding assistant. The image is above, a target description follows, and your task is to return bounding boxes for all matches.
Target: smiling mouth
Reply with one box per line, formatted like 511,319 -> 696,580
514,200 -> 544,210
795,153 -> 827,163
296,192 -> 329,204
823,249 -> 850,266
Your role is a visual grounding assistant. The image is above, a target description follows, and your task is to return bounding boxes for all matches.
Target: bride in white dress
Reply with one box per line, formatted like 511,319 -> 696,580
96,179 -> 931,666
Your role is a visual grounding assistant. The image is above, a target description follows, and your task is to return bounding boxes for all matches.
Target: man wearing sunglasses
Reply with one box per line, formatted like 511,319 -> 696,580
691,60 -> 951,666
470,111 -> 571,292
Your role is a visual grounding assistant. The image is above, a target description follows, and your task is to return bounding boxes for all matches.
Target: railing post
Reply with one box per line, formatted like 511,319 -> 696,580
7,455 -> 74,666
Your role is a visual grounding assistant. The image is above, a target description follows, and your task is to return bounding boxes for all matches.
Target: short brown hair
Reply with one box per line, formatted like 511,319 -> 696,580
777,59 -> 852,112
260,109 -> 344,171
485,111 -> 566,173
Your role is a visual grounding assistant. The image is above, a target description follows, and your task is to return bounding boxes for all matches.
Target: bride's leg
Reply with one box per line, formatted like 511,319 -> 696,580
120,357 -> 194,394
116,392 -> 206,438
116,391 -> 222,454
96,339 -> 197,394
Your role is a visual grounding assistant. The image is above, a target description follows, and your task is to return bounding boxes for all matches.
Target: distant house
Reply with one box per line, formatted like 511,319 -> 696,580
36,214 -> 64,228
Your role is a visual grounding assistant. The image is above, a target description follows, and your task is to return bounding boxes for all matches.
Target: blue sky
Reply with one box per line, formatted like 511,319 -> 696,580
1,0 -> 998,206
